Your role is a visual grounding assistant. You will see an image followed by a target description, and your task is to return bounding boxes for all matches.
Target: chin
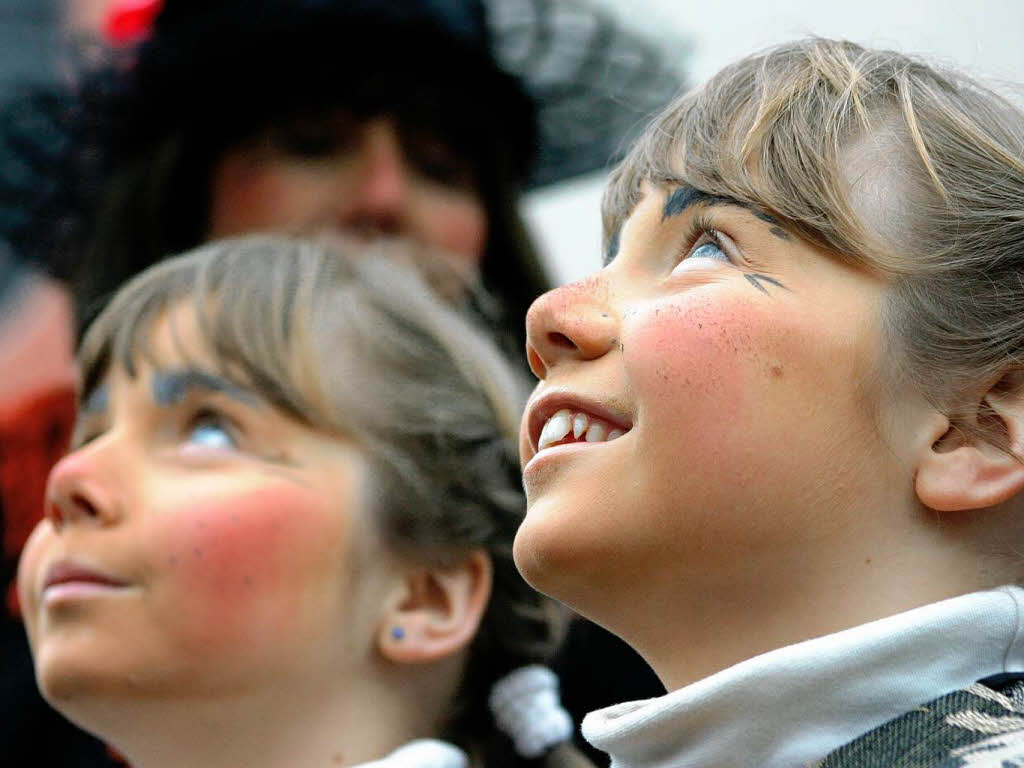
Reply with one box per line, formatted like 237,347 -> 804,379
33,633 -> 163,707
512,516 -> 552,593
513,499 -> 609,610
34,649 -> 174,747
35,645 -> 113,704
34,658 -> 113,733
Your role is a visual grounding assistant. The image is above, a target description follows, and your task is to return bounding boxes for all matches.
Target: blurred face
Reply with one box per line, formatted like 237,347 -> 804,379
17,305 -> 392,718
516,184 -> 919,640
208,115 -> 488,263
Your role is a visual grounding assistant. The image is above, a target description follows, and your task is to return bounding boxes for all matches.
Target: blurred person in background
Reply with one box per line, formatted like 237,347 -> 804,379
0,1 -> 93,763
0,0 -> 682,763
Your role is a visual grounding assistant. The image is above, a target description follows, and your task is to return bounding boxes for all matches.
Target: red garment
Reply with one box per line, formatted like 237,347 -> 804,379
0,385 -> 75,617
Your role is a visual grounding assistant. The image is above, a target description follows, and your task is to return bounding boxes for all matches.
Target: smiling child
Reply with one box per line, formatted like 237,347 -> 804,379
516,38 -> 1024,767
17,236 -> 586,768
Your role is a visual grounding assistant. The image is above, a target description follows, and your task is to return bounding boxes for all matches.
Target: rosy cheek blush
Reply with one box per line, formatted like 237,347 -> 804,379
149,482 -> 348,657
625,296 -> 753,429
621,288 -> 816,509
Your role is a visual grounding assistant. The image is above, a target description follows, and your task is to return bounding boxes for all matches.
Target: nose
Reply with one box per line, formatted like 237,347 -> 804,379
45,443 -> 123,531
525,274 -> 618,380
338,119 -> 411,236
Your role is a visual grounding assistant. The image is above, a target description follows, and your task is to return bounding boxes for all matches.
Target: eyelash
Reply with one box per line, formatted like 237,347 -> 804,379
183,405 -> 242,446
678,213 -> 734,265
69,403 -> 247,454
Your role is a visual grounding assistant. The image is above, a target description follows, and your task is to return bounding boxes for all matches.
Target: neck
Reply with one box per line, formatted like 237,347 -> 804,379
609,506 -> 1008,692
74,670 -> 439,768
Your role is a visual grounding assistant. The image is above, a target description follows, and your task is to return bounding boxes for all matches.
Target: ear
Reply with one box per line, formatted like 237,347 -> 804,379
916,374 -> 1024,512
377,550 -> 492,665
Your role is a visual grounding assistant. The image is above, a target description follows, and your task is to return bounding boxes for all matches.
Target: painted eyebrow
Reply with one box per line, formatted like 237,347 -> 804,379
151,368 -> 258,408
603,184 -> 789,268
662,184 -> 786,230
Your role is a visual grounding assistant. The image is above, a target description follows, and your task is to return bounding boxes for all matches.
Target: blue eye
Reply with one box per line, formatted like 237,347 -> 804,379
186,412 -> 237,450
690,241 -> 729,261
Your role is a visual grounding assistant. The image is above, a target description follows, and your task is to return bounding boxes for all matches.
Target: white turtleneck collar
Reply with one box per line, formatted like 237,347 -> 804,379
355,739 -> 467,768
583,586 -> 1024,768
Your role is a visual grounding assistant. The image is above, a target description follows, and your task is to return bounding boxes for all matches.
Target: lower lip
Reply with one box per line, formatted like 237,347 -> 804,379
43,582 -> 129,603
523,440 -> 605,477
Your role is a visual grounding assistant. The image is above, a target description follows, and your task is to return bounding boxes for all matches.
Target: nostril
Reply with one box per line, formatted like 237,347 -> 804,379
547,332 -> 576,350
527,347 -> 547,380
70,493 -> 98,519
44,501 -> 63,530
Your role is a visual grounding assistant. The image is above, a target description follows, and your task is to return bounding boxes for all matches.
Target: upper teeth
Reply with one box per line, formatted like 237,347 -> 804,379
538,409 -> 626,451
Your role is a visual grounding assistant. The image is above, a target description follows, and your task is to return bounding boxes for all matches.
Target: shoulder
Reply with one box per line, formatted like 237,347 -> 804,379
816,673 -> 1024,768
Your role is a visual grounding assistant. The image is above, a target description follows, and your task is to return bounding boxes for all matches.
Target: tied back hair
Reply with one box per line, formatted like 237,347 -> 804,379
604,37 -> 1024,448
78,235 -> 582,768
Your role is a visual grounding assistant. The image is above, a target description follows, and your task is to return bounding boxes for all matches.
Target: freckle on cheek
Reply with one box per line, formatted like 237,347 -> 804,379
627,302 -> 753,429
157,485 -> 339,653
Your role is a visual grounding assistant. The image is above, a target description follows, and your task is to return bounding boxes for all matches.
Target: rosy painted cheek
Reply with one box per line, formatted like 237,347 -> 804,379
150,483 -> 346,655
625,298 -> 756,430
623,291 -> 818,495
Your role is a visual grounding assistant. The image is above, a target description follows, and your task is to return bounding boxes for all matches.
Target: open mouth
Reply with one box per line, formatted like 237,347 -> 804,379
538,409 -> 627,451
527,393 -> 633,459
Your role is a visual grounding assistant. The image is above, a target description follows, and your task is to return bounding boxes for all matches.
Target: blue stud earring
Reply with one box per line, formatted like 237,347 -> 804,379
391,626 -> 406,640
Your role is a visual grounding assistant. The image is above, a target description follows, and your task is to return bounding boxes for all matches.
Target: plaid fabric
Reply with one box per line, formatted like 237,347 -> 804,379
816,673 -> 1024,768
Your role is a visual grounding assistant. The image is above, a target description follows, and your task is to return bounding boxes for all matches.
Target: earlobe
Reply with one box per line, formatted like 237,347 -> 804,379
377,550 -> 492,665
915,383 -> 1024,512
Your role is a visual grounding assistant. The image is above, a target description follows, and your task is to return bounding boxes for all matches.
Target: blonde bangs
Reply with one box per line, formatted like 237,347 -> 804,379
604,38 -> 1024,277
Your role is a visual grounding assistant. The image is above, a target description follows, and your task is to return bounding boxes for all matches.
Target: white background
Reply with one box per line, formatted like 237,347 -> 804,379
522,0 -> 1024,286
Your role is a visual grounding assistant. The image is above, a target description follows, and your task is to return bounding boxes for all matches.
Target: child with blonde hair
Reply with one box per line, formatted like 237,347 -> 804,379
18,236 -> 587,768
516,38 -> 1024,767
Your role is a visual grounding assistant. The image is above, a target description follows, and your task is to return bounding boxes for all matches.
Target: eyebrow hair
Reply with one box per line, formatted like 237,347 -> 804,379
662,184 -> 786,228
151,368 -> 258,407
663,185 -> 735,220
603,184 -> 791,268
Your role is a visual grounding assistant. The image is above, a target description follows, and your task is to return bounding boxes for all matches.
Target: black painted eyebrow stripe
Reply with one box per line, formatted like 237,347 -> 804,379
750,208 -> 780,226
663,185 -> 789,237
604,184 -> 790,269
663,185 -> 737,221
151,368 -> 258,407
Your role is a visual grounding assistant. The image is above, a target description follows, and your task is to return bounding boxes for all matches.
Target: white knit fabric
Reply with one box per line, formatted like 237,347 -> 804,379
583,586 -> 1024,768
355,739 -> 468,768
489,664 -> 574,758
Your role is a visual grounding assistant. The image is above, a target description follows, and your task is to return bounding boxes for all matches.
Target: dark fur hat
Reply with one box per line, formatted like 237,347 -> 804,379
0,0 -> 684,338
